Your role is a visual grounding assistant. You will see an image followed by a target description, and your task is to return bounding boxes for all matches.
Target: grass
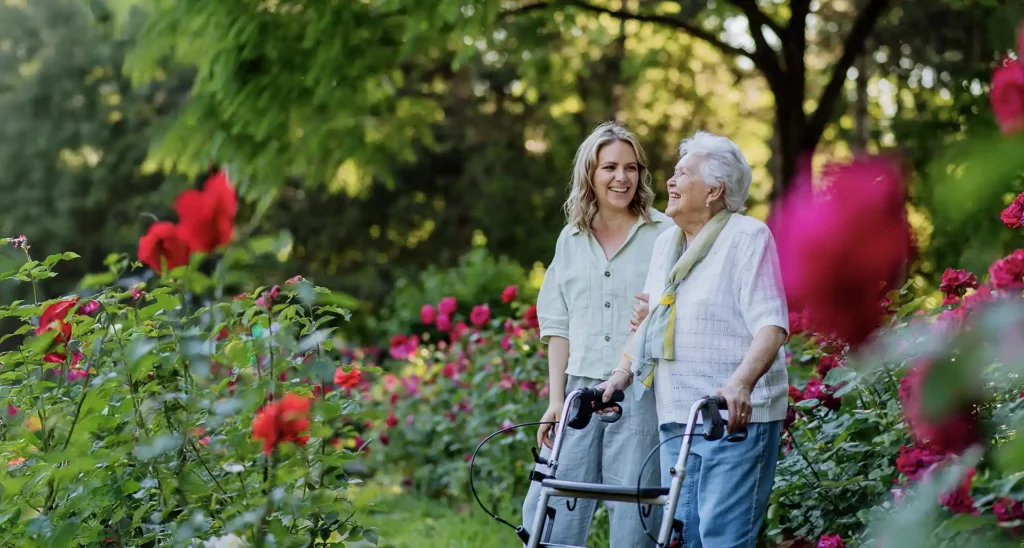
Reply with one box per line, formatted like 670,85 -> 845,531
351,479 -> 515,548
350,479 -> 612,547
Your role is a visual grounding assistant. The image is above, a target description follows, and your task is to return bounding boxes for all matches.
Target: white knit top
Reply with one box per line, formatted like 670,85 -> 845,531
641,214 -> 789,425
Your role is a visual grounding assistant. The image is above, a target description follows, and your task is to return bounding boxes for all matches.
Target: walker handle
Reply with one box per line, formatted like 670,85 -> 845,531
580,387 -> 624,411
703,396 -> 748,442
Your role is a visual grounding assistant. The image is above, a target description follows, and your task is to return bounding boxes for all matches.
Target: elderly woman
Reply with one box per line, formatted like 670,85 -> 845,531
600,130 -> 789,547
523,122 -> 670,547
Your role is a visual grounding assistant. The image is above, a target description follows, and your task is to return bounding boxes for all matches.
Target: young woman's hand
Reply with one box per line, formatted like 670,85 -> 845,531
537,402 -> 562,449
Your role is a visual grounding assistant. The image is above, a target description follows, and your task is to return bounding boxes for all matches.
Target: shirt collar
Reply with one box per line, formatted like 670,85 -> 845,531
569,209 -> 665,236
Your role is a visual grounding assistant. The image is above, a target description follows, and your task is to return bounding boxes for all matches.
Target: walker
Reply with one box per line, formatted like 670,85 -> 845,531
470,388 -> 747,547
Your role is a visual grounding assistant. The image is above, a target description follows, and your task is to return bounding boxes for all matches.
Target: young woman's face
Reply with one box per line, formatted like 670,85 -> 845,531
592,140 -> 640,213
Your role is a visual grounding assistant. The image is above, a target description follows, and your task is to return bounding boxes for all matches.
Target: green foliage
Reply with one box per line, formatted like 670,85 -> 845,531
0,236 -> 376,544
0,0 -> 192,302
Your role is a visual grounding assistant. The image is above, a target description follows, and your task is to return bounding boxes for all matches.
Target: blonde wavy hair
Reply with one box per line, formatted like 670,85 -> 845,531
564,122 -> 655,234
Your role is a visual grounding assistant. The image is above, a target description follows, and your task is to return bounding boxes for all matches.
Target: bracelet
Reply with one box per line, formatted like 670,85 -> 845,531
611,368 -> 634,382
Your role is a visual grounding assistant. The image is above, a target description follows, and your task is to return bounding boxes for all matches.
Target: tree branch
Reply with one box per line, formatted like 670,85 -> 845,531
804,0 -> 891,148
500,1 -> 753,60
724,0 -> 784,90
726,0 -> 784,38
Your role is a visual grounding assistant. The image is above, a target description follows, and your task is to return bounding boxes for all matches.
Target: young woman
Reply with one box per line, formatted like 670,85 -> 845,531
522,122 -> 670,547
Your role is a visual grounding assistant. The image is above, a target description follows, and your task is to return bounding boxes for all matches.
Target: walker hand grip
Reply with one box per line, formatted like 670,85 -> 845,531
579,388 -> 624,409
702,396 -> 748,442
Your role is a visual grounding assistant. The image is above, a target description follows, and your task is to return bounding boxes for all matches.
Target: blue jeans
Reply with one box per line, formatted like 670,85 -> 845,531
658,421 -> 782,547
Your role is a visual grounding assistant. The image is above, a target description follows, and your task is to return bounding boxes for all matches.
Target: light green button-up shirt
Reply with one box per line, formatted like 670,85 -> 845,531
537,209 -> 672,380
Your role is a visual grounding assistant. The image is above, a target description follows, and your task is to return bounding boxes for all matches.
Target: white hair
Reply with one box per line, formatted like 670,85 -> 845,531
677,131 -> 752,213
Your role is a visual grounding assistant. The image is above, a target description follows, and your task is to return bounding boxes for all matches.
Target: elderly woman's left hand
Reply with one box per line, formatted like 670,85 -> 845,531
716,379 -> 752,434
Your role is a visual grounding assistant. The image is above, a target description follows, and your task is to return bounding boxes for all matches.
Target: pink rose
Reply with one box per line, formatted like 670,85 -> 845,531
501,285 -> 519,303
469,304 -> 491,327
438,296 -> 457,316
1001,193 -> 1024,229
420,304 -> 437,325
989,249 -> 1024,290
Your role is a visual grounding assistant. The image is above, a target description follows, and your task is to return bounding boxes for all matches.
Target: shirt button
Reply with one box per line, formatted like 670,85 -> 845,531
604,302 -> 611,308
604,335 -> 611,342
604,271 -> 611,277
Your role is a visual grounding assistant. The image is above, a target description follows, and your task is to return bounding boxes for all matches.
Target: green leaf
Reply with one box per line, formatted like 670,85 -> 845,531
133,433 -> 182,460
79,271 -> 116,288
47,520 -> 79,548
943,512 -> 993,532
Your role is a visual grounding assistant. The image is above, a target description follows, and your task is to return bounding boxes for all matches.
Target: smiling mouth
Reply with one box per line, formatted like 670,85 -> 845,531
668,192 -> 681,200
609,187 -> 630,194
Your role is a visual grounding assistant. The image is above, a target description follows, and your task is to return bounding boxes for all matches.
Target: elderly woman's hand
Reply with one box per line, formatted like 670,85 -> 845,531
716,379 -> 752,433
629,293 -> 649,332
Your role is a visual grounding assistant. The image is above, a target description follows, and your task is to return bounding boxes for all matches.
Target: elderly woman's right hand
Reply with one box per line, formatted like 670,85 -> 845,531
629,293 -> 649,332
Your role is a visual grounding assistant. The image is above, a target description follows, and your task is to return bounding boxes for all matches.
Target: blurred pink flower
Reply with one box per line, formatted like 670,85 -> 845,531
501,285 -> 519,303
769,155 -> 912,347
420,304 -> 437,326
470,305 -> 491,327
438,296 -> 457,316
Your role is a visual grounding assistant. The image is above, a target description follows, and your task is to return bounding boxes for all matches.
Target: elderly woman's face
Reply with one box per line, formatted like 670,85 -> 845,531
665,154 -> 713,219
592,140 -> 639,212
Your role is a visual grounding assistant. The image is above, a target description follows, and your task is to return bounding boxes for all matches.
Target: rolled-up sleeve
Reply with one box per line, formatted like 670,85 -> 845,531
738,227 -> 789,337
537,257 -> 569,343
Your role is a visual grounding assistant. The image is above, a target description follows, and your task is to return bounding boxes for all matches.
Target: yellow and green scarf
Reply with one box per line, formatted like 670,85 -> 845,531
626,210 -> 732,400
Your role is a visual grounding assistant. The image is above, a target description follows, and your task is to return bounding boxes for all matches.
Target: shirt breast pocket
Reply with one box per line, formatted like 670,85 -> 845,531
561,266 -> 592,313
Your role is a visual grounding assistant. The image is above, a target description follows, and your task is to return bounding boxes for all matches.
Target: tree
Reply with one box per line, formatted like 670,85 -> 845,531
498,0 -> 894,195
0,0 -> 193,302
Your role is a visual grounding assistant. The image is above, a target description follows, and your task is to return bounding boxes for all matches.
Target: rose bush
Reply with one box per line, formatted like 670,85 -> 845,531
364,290 -> 545,506
0,171 -> 379,546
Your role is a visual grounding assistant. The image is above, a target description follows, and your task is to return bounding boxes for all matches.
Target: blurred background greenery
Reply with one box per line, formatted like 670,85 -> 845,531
1,0 -> 1022,344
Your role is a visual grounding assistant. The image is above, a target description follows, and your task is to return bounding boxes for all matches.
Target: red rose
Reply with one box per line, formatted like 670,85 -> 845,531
940,469 -> 977,514
802,377 -> 842,411
895,444 -> 944,481
523,304 -> 539,329
173,170 -> 238,253
138,221 -> 192,273
939,268 -> 979,298
770,156 -> 912,347
420,304 -> 437,325
990,249 -> 1024,289
788,385 -> 804,402
36,297 -> 79,344
991,57 -> 1024,135
438,296 -> 457,316
469,304 -> 491,327
250,392 -> 311,455
1002,193 -> 1024,229
44,351 -> 83,366
385,412 -> 398,428
334,367 -> 362,391
994,497 -> 1024,534
501,285 -> 519,303
816,354 -> 844,379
